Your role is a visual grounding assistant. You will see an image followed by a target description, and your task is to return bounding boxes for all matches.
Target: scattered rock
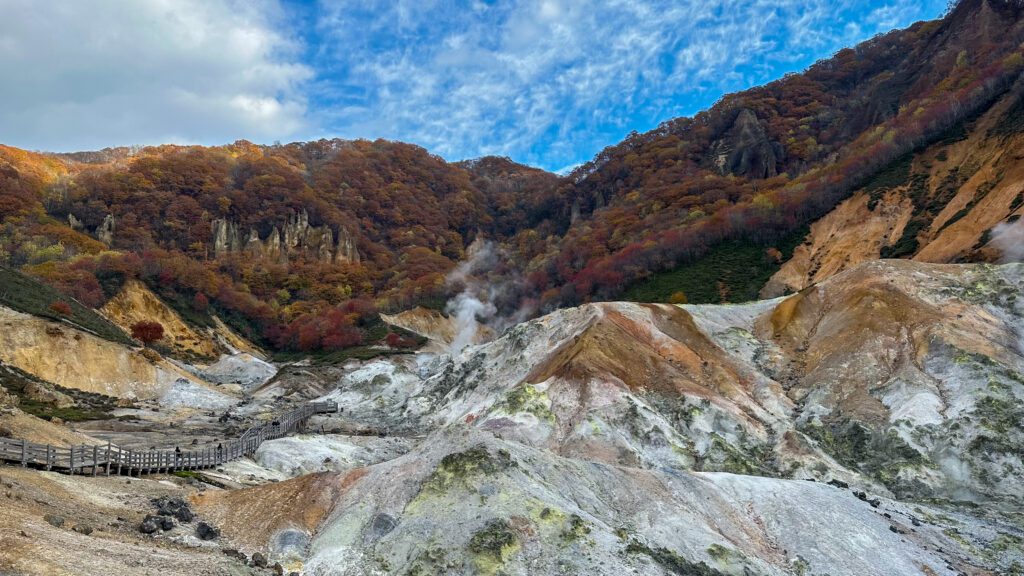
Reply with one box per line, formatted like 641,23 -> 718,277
273,563 -> 285,576
827,479 -> 849,489
160,516 -> 175,531
911,517 -> 922,527
44,514 -> 65,528
251,552 -> 268,568
196,521 -> 220,541
223,549 -> 247,563
139,515 -> 160,534
153,495 -> 193,522
370,513 -> 397,539
73,524 -> 94,536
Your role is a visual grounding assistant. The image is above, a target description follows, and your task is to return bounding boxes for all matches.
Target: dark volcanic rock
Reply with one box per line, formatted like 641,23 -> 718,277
196,521 -> 220,541
139,515 -> 160,534
153,496 -> 193,522
370,513 -> 397,539
223,549 -> 248,563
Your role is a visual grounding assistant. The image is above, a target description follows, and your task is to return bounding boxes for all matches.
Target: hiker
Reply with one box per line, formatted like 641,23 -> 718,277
216,443 -> 223,458
174,446 -> 182,462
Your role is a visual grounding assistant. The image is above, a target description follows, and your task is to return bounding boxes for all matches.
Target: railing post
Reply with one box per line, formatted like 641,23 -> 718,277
45,444 -> 52,471
92,445 -> 98,476
20,439 -> 27,467
105,442 -> 111,475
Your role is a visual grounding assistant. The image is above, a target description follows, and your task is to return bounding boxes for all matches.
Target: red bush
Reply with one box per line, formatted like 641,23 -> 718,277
130,320 -> 165,345
385,331 -> 417,349
49,301 -> 72,316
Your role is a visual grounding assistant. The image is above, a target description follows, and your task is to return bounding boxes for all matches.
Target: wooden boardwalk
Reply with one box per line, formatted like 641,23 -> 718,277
0,401 -> 338,476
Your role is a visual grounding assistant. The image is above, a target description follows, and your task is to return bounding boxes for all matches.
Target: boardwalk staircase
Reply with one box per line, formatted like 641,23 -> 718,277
0,401 -> 338,476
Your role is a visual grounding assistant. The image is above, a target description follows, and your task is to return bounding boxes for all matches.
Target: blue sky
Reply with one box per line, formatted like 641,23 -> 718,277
0,0 -> 948,172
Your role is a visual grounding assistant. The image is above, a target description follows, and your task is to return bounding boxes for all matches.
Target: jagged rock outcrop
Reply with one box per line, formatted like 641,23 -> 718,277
95,214 -> 115,245
707,108 -> 783,179
211,209 -> 359,264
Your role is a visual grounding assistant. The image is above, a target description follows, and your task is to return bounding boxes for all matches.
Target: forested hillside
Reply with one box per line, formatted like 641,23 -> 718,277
1,0 -> 1022,355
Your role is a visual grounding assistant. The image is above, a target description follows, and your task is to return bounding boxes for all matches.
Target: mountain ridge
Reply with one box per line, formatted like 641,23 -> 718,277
0,0 -> 1022,357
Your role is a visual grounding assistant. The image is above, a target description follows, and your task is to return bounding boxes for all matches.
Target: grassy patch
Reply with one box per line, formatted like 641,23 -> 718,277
0,362 -> 120,421
560,514 -> 591,542
702,433 -> 776,476
501,384 -> 554,422
864,153 -> 913,210
622,227 -> 807,304
423,446 -> 513,493
624,540 -> 727,576
0,266 -> 133,345
801,419 -> 927,495
989,95 -> 1024,138
469,519 -> 518,559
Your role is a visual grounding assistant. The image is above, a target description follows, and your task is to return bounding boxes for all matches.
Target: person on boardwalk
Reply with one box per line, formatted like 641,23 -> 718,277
174,446 -> 182,463
216,443 -> 223,460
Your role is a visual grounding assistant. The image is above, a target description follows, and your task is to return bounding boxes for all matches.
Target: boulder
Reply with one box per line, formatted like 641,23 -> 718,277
72,523 -> 94,536
44,514 -> 65,528
0,387 -> 18,411
23,382 -> 74,409
250,552 -> 268,568
153,495 -> 193,522
196,521 -> 220,541
138,515 -> 160,534
223,549 -> 247,563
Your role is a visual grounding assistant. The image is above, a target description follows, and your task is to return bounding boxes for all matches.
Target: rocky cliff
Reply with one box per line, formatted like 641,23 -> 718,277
707,108 -> 784,179
100,280 -> 263,361
765,85 -> 1024,296
0,305 -> 231,405
211,209 -> 359,264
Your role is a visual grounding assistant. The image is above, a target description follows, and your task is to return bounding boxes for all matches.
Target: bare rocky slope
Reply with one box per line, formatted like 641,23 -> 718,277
185,260 -> 1023,576
763,83 -> 1024,297
1,260 -> 1021,576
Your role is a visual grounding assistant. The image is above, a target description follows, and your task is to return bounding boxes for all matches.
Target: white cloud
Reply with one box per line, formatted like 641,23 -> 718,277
313,0 -> 946,170
0,0 -> 312,151
0,0 -> 947,166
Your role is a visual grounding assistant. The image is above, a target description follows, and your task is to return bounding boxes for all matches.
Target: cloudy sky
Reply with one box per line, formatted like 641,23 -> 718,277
0,0 -> 947,172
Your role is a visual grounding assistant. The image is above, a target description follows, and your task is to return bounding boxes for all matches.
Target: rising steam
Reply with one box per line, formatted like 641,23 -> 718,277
991,219 -> 1024,263
443,239 -> 535,355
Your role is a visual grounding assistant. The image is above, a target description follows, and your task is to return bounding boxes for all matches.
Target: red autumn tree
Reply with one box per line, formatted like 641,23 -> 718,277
130,320 -> 165,346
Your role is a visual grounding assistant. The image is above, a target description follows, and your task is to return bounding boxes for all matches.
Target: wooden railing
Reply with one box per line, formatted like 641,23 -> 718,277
0,401 -> 338,476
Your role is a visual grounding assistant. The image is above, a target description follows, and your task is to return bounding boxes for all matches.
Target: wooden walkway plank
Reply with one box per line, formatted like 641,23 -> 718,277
0,401 -> 337,476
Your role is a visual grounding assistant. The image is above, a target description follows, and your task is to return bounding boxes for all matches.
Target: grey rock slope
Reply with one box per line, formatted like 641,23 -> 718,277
199,261 -> 1024,576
